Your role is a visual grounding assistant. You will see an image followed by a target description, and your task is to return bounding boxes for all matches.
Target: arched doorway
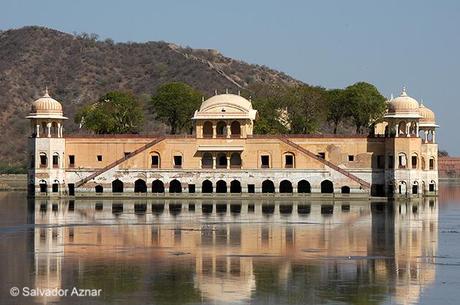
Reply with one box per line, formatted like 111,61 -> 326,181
169,179 -> 182,193
203,121 -> 213,138
202,180 -> 213,193
39,180 -> 47,193
52,181 -> 59,193
297,180 -> 311,193
112,179 -> 124,193
217,153 -> 227,168
341,186 -> 350,194
152,180 -> 164,193
262,180 -> 275,193
321,180 -> 333,193
134,179 -> 147,193
279,180 -> 293,193
412,181 -> 419,195
230,180 -> 241,193
230,121 -> 241,137
216,180 -> 227,193
230,153 -> 241,169
216,121 -> 227,137
399,181 -> 407,195
95,185 -> 103,193
202,153 -> 213,169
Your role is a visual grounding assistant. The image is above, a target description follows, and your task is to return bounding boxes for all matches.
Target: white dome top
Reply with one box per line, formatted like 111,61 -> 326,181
27,88 -> 67,120
418,103 -> 437,127
385,87 -> 421,119
193,93 -> 257,120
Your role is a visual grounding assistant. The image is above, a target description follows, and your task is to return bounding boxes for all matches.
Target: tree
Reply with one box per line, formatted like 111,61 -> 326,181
343,82 -> 386,134
286,85 -> 327,134
326,89 -> 350,134
150,82 -> 202,134
75,91 -> 144,134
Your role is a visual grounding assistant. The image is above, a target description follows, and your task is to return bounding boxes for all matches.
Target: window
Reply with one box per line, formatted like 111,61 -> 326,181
388,156 -> 394,169
377,155 -> 384,169
151,155 -> 159,168
429,158 -> 435,170
411,155 -> 418,169
261,155 -> 270,168
174,156 -> 182,168
247,184 -> 255,193
398,153 -> 407,169
69,155 -> 75,168
39,153 -> 47,168
285,154 -> 294,168
124,152 -> 131,157
348,155 -> 354,161
97,155 -> 103,162
52,154 -> 59,168
188,184 -> 195,193
318,152 -> 326,159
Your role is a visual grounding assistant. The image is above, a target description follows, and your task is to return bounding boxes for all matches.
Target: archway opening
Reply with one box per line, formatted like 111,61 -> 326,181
217,153 -> 227,168
412,182 -> 418,195
134,179 -> 147,193
399,182 -> 407,194
95,185 -> 103,193
203,121 -> 213,138
279,180 -> 293,193
169,179 -> 182,193
152,180 -> 165,193
230,153 -> 241,169
262,180 -> 275,193
52,182 -> 59,193
297,180 -> 311,193
112,179 -> 124,193
216,180 -> 227,193
202,153 -> 213,169
230,180 -> 241,193
321,180 -> 334,193
39,181 -> 47,193
202,180 -> 213,193
341,186 -> 350,194
216,121 -> 227,137
230,121 -> 241,137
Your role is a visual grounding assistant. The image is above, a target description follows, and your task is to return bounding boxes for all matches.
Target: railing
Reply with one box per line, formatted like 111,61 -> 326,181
277,136 -> 371,189
75,137 -> 166,188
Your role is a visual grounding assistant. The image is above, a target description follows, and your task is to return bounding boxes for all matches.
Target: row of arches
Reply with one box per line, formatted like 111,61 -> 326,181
203,120 -> 241,138
98,179 -> 349,194
37,152 -> 60,168
397,153 -> 436,170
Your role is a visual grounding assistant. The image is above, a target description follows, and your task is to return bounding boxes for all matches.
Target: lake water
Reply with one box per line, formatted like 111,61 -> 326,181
0,184 -> 459,305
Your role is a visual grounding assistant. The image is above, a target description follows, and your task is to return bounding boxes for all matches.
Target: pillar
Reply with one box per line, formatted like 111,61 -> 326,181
226,156 -> 230,169
226,124 -> 231,139
212,156 -> 216,169
57,122 -> 61,138
425,130 -> 428,142
432,130 -> 436,143
47,122 -> 51,138
416,123 -> 419,137
212,125 -> 217,139
36,124 -> 40,138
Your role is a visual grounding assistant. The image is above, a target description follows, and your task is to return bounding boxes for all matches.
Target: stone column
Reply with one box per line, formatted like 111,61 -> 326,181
416,123 -> 419,137
212,156 -> 216,169
406,123 -> 410,137
395,124 -> 399,137
47,122 -> 51,138
36,124 -> 40,138
432,130 -> 436,143
212,125 -> 217,139
226,156 -> 230,169
57,122 -> 61,138
425,130 -> 428,142
226,124 -> 231,138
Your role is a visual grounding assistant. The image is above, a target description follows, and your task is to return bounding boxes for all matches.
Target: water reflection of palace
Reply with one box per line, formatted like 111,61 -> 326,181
33,198 -> 438,305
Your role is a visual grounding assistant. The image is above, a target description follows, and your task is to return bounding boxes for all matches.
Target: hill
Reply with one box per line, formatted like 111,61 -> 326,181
0,26 -> 302,168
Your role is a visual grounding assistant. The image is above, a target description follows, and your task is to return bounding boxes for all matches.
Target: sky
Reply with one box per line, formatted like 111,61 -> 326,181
1,0 -> 459,154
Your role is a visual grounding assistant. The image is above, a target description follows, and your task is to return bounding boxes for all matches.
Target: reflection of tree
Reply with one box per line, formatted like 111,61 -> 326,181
148,261 -> 202,305
76,264 -> 143,298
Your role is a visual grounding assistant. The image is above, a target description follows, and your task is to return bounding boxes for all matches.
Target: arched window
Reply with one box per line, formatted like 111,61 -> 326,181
230,153 -> 241,169
202,153 -> 213,169
216,180 -> 227,193
279,180 -> 293,193
203,121 -> 213,138
412,181 -> 419,194
230,121 -> 241,137
321,180 -> 334,193
169,179 -> 182,193
341,186 -> 350,194
202,180 -> 213,193
39,180 -> 47,193
95,185 -> 103,193
283,153 -> 295,168
411,153 -> 418,169
51,122 -> 58,137
398,153 -> 407,169
152,180 -> 164,193
429,180 -> 436,192
409,122 -> 417,135
297,180 -> 311,193
262,180 -> 275,193
41,122 -> 47,137
112,179 -> 124,193
217,153 -> 227,168
39,152 -> 47,168
398,121 -> 406,135
52,180 -> 59,193
151,153 -> 160,168
230,180 -> 241,193
134,179 -> 147,193
216,121 -> 227,137
429,157 -> 435,170
399,181 -> 407,194
52,153 -> 59,168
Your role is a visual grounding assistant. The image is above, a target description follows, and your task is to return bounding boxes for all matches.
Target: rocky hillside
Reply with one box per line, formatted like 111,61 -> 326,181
0,26 -> 301,167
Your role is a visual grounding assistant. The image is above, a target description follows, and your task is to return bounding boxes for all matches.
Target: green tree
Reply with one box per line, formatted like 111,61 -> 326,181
286,85 -> 327,134
151,82 -> 202,134
75,91 -> 144,134
344,82 -> 386,134
326,89 -> 350,134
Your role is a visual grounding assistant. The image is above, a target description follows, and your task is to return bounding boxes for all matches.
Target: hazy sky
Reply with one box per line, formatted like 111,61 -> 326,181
1,0 -> 459,154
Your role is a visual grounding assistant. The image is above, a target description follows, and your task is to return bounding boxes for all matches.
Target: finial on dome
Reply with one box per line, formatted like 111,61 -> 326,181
390,93 -> 394,100
201,96 -> 205,102
401,85 -> 407,96
214,89 -> 218,95
44,86 -> 50,97
225,88 -> 229,94
238,90 -> 241,96
420,99 -> 424,106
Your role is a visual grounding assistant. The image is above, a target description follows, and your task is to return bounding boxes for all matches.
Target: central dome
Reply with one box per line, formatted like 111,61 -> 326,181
26,88 -> 67,120
193,93 -> 257,120
419,103 -> 436,125
387,88 -> 420,115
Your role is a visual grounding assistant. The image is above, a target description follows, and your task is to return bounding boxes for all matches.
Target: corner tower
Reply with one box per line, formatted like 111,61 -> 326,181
26,88 -> 67,196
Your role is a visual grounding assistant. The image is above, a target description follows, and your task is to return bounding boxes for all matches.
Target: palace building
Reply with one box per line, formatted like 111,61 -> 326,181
27,87 -> 438,198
